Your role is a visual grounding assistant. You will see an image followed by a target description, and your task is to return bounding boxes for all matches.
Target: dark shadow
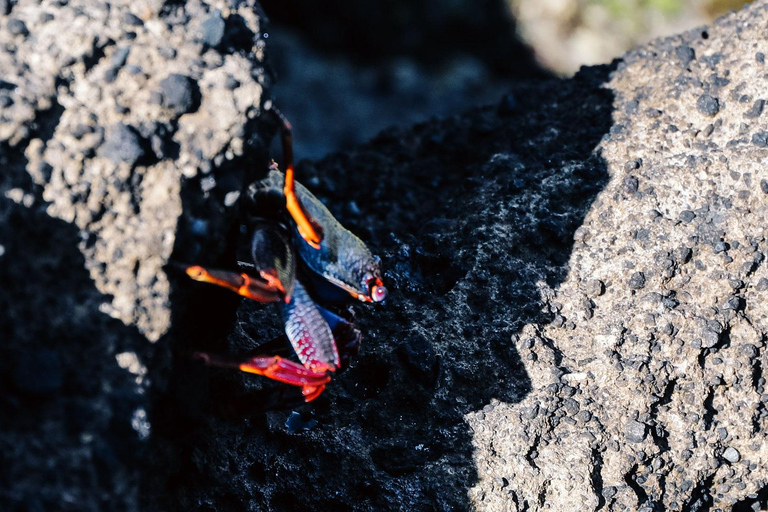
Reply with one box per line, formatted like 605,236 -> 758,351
262,1 -> 551,160
0,144 -> 151,512
260,0 -> 546,78
148,63 -> 615,510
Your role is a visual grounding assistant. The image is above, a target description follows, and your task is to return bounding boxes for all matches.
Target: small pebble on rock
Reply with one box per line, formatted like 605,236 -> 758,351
752,131 -> 768,147
697,94 -> 720,116
629,272 -> 646,290
626,420 -> 647,443
98,123 -> 145,165
723,447 -> 741,463
160,74 -> 199,115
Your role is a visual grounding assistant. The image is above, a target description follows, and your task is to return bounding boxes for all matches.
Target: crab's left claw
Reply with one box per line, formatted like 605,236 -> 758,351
274,108 -> 324,249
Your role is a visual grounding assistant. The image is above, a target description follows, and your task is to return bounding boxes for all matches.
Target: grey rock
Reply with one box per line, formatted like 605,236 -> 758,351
99,123 -> 145,165
625,420 -> 647,443
629,271 -> 646,289
697,94 -> 720,116
6,18 -> 28,37
159,73 -> 199,115
201,10 -> 225,48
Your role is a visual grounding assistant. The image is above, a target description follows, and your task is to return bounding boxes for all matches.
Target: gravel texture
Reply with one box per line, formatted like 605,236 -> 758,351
3,1 -> 768,511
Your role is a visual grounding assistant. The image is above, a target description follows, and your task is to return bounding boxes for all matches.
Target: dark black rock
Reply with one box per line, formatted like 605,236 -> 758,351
498,93 -> 518,115
159,74 -> 200,115
697,94 -> 720,116
98,123 -> 145,165
396,333 -> 438,386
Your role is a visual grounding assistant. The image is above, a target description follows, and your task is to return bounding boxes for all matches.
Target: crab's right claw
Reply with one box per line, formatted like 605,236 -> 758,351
249,224 -> 297,302
239,355 -> 331,389
185,265 -> 283,303
194,352 -> 331,402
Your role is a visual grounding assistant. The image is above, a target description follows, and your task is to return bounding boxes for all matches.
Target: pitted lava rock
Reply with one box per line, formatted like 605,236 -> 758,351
3,1 -> 768,511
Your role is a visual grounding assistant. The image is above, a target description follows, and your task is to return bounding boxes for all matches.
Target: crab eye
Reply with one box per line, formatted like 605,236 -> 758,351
371,284 -> 388,302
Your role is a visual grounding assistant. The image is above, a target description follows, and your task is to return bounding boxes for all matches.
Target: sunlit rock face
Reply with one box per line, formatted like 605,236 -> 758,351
469,2 -> 768,510
3,0 -> 768,511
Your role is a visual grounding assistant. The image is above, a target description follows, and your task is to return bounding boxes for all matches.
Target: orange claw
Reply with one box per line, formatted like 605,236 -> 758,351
301,385 -> 326,402
185,265 -> 283,303
275,108 -> 323,249
239,355 -> 331,389
284,164 -> 323,249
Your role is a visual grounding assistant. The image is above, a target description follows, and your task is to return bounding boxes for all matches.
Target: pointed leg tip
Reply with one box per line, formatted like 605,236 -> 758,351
302,385 -> 326,402
185,265 -> 206,280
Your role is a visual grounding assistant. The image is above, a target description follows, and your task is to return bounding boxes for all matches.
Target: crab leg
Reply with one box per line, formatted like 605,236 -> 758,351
273,108 -> 324,249
193,352 -> 331,394
185,265 -> 283,303
249,223 -> 296,302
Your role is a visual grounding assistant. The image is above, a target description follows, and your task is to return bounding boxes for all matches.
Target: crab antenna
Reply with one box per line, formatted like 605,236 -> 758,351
274,108 -> 323,250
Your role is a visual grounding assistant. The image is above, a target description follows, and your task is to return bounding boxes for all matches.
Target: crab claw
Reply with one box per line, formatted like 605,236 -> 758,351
274,108 -> 324,249
239,356 -> 331,389
184,264 -> 283,303
250,223 -> 296,302
194,352 -> 331,401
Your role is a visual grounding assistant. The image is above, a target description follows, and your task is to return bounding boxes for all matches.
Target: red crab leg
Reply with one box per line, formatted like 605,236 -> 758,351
274,108 -> 324,249
185,265 -> 283,303
194,352 -> 331,400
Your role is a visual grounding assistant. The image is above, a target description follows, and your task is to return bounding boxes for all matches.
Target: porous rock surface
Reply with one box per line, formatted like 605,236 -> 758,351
3,1 -> 768,511
0,0 -> 269,510
1,0 -> 267,341
468,4 -> 768,511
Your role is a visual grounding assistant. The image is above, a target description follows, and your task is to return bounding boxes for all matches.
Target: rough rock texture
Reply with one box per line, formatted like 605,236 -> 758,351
4,1 -> 768,511
1,0 -> 267,341
0,1 -> 270,510
468,4 -> 768,511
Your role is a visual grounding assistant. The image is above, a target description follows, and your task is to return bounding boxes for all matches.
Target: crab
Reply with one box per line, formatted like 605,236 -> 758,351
183,110 -> 387,402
